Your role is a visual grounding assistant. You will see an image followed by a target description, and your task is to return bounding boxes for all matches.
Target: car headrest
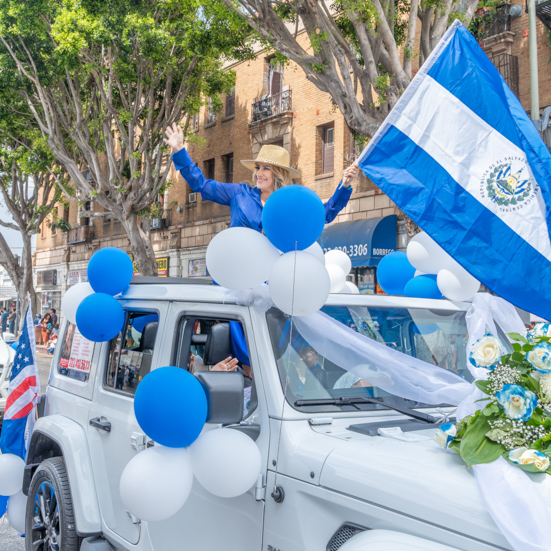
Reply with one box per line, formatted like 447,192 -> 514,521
203,322 -> 232,366
141,322 -> 158,351
191,333 -> 208,346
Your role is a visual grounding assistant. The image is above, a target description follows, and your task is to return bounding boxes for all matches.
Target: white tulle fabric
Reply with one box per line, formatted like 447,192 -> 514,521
230,286 -> 551,550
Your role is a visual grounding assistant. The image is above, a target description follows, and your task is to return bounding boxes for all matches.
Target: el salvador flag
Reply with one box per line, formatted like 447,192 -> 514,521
358,21 -> 551,319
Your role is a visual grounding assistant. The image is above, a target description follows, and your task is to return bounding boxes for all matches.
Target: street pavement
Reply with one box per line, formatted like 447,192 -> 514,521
0,351 -> 52,548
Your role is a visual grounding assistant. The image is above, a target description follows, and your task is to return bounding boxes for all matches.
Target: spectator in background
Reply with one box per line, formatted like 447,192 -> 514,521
41,313 -> 53,345
34,313 -> 42,326
8,308 -> 16,334
50,308 -> 58,328
0,308 -> 7,335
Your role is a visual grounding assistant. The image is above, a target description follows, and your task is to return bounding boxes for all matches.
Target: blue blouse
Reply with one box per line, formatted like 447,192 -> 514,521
172,148 -> 352,231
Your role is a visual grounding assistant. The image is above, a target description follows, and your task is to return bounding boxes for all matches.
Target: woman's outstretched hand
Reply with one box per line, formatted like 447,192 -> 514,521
343,162 -> 360,187
164,122 -> 185,153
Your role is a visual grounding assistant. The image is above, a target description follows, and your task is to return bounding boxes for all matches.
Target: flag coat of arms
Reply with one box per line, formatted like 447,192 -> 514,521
358,21 -> 551,319
0,306 -> 40,458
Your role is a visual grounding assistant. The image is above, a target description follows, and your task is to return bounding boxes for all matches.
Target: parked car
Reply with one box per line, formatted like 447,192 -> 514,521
23,278 -> 512,551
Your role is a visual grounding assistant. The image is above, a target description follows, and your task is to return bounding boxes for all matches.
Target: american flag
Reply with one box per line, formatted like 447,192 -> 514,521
0,305 -> 40,458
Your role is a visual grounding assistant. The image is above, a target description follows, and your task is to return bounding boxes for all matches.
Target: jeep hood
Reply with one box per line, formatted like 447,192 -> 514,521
318,429 -> 551,549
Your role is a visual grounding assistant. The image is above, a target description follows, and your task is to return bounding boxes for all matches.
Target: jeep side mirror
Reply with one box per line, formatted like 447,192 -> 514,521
195,371 -> 244,425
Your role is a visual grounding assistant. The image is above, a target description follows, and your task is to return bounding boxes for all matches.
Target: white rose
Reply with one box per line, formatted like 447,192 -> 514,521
470,336 -> 501,368
526,344 -> 551,373
519,449 -> 550,471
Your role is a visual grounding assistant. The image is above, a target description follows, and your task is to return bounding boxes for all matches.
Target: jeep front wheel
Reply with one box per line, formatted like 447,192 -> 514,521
25,456 -> 80,551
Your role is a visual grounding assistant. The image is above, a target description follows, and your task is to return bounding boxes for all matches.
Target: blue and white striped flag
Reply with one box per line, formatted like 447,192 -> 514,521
359,21 -> 551,319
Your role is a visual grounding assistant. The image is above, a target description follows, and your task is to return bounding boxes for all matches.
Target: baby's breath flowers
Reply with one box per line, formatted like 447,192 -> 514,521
435,332 -> 551,474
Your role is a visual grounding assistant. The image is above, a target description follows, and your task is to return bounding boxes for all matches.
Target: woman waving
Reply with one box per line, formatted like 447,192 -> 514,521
164,123 -> 359,231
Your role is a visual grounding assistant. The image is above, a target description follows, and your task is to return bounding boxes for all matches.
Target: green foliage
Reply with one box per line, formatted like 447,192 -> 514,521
444,331 -> 551,474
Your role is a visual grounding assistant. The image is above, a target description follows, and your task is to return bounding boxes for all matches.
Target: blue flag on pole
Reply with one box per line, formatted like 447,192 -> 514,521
358,21 -> 551,319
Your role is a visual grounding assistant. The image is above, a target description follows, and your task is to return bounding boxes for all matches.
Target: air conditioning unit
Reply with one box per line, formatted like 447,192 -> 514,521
188,192 -> 197,204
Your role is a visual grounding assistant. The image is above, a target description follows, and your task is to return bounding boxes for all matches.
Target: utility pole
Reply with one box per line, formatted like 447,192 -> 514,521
528,0 -> 540,121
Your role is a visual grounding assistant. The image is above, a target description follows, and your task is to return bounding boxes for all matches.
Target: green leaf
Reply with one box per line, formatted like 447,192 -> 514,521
524,375 -> 541,396
475,380 -> 492,395
511,351 -> 526,363
512,343 -> 522,352
485,428 -> 507,442
507,332 -> 529,344
460,412 -> 505,467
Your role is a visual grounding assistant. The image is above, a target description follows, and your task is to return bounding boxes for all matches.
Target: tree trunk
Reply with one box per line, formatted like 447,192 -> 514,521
123,217 -> 158,276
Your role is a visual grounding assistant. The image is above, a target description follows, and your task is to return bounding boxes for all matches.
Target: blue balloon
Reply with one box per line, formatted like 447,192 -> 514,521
88,247 -> 134,296
377,252 -> 415,295
404,275 -> 443,299
262,185 -> 326,253
76,293 -> 125,342
0,495 -> 8,518
134,366 -> 208,448
131,313 -> 158,334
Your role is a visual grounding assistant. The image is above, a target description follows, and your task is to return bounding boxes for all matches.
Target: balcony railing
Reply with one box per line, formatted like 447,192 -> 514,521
471,4 -> 512,40
251,90 -> 292,124
66,225 -> 93,244
536,0 -> 551,31
489,52 -> 520,98
150,209 -> 171,230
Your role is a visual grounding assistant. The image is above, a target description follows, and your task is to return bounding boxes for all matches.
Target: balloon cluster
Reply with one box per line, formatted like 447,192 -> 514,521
120,366 -> 262,522
206,185 -> 358,315
61,247 -> 133,342
0,453 -> 27,534
377,232 -> 480,301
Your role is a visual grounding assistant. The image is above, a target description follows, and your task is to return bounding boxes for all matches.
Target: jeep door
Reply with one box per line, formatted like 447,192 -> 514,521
144,302 -> 268,551
87,302 -> 166,546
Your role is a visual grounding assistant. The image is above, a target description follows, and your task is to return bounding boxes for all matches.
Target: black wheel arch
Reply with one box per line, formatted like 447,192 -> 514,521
23,430 -> 63,496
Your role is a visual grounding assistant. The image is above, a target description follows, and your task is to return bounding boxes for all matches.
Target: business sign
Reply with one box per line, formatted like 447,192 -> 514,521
67,269 -> 88,286
37,270 -> 57,286
59,326 -> 93,373
188,259 -> 208,278
130,255 -> 169,277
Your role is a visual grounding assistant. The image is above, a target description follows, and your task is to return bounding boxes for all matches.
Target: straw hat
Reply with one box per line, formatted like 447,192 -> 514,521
241,145 -> 301,179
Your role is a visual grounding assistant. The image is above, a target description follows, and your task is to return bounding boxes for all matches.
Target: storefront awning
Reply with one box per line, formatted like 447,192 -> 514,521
318,215 -> 397,267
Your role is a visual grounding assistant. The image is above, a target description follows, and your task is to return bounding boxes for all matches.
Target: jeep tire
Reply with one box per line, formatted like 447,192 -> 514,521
25,456 -> 80,551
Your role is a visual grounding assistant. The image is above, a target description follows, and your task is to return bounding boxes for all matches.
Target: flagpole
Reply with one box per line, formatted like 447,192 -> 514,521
528,0 -> 540,121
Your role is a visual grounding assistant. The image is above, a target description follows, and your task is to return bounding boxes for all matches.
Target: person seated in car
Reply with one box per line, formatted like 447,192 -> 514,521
298,346 -> 327,388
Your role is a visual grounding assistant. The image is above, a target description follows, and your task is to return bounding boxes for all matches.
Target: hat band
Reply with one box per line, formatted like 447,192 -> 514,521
254,158 -> 290,168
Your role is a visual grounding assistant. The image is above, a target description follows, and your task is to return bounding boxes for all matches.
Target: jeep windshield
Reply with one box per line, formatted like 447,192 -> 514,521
266,303 -> 475,413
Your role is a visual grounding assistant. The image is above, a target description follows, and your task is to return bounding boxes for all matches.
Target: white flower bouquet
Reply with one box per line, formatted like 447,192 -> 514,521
435,332 -> 551,473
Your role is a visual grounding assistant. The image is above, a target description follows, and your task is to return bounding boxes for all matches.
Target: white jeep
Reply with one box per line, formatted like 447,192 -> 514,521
23,277 -> 513,551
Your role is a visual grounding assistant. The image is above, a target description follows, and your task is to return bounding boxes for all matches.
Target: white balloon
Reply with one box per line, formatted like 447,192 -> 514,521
324,250 -> 352,275
190,429 -> 261,498
7,491 -> 26,534
120,446 -> 193,522
339,281 -> 360,294
206,227 -> 280,290
414,269 -> 426,277
0,454 -> 25,496
407,233 -> 454,274
303,242 -> 325,264
326,264 -> 347,293
61,282 -> 94,325
269,252 -> 330,316
437,267 -> 481,302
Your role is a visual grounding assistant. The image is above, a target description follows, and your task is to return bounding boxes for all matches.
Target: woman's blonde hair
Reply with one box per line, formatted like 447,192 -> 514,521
253,164 -> 295,190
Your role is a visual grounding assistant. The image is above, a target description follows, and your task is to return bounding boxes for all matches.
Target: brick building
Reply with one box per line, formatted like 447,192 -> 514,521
33,6 -> 551,313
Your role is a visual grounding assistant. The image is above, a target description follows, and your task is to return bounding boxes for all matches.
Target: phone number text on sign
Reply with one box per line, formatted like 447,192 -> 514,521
323,244 -> 370,257
68,357 -> 91,372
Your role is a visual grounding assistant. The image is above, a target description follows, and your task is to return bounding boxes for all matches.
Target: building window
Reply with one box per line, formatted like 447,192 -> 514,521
321,123 -> 335,175
207,98 -> 216,126
80,201 -> 93,227
223,154 -> 234,183
191,115 -> 199,132
50,208 -> 58,236
204,159 -> 215,180
265,55 -> 283,97
225,88 -> 235,118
